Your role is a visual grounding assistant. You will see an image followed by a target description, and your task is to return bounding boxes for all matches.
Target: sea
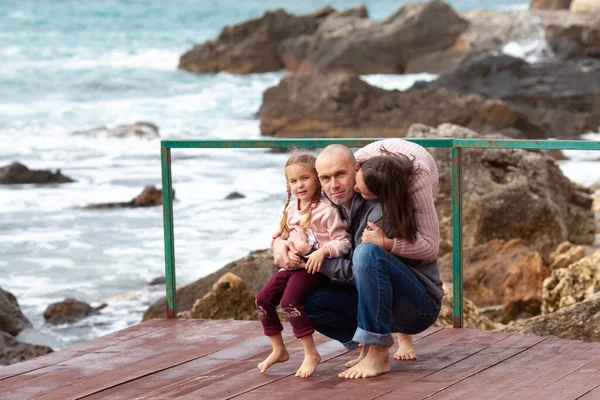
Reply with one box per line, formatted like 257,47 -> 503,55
1,0 -> 599,351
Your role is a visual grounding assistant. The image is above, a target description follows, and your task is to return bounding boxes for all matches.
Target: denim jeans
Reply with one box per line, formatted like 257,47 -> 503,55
304,243 -> 439,350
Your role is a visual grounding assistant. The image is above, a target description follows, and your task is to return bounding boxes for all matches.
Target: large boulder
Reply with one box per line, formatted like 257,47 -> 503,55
178,273 -> 257,320
414,54 -> 600,137
0,288 -> 32,336
43,298 -> 106,325
259,72 -> 546,139
570,0 -> 600,14
282,0 -> 468,74
503,292 -> 600,342
548,241 -> 586,271
143,249 -> 278,321
439,239 -> 548,321
435,284 -> 495,330
0,162 -> 74,185
178,7 -> 336,73
85,186 -> 175,209
0,331 -> 53,366
530,0 -> 572,10
407,123 -> 596,258
542,250 -> 600,314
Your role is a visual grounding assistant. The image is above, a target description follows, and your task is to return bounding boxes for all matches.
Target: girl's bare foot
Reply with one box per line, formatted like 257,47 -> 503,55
394,333 -> 417,361
345,334 -> 395,368
338,345 -> 391,379
257,348 -> 289,373
295,353 -> 321,378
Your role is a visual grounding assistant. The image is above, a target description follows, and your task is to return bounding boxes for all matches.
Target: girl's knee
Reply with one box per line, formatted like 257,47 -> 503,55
255,289 -> 270,308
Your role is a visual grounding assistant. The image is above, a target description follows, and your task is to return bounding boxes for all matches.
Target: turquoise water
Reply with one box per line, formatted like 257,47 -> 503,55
11,0 -> 596,351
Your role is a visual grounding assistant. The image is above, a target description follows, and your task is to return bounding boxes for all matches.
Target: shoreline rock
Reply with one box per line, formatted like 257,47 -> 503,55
0,162 -> 74,185
43,298 -> 106,325
1,288 -> 32,336
85,186 -> 175,209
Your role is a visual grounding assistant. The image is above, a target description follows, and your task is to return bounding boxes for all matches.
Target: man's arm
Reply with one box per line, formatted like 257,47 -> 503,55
319,256 -> 354,283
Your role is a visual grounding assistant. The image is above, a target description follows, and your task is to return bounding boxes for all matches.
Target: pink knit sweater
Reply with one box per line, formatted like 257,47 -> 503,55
355,139 -> 440,260
272,196 -> 352,259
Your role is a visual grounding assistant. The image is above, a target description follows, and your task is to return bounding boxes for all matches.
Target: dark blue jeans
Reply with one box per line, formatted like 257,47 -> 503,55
304,243 -> 439,349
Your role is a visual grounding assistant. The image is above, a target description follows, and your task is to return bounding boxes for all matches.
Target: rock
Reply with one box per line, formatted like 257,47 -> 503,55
530,0 -> 572,10
178,273 -> 257,320
438,239 -> 548,321
72,122 -> 159,139
143,249 -> 278,321
544,149 -> 568,161
0,162 -> 74,185
224,191 -> 245,200
407,123 -> 596,258
415,54 -> 600,137
178,7 -> 334,73
435,284 -> 495,330
259,72 -> 546,139
0,331 -> 53,366
284,0 -> 468,74
479,305 -> 509,324
503,292 -> 600,342
570,0 -> 600,13
542,250 -> 600,314
0,288 -> 32,336
548,241 -> 586,271
405,48 -> 483,75
43,298 -> 106,325
85,185 -> 175,209
148,277 -> 166,286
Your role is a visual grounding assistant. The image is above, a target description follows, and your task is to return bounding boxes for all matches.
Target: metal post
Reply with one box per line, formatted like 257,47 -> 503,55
161,147 -> 177,318
451,146 -> 463,328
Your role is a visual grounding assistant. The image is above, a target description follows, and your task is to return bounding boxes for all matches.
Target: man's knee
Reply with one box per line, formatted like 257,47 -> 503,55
352,242 -> 384,274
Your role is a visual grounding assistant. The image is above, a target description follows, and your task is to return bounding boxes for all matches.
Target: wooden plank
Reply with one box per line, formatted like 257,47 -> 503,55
0,319 -> 259,400
236,328 -> 512,400
525,356 -> 600,399
577,384 -> 600,399
421,336 -> 599,400
0,318 -> 183,381
82,324 -> 298,399
377,333 -> 547,399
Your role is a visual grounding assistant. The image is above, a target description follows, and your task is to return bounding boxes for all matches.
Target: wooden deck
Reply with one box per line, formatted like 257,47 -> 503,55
1,319 -> 600,400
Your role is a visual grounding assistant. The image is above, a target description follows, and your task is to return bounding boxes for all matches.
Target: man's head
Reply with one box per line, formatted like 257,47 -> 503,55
315,144 -> 357,210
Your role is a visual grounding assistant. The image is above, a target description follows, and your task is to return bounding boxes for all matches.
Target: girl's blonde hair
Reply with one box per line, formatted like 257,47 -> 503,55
279,152 -> 322,239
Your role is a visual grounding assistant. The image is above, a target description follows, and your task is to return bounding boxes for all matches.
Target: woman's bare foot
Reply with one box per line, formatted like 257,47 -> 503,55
257,348 -> 289,373
338,345 -> 391,379
394,333 -> 417,361
345,335 -> 395,368
295,353 -> 321,378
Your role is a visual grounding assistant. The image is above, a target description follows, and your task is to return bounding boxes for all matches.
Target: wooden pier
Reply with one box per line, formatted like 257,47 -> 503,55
1,319 -> 600,399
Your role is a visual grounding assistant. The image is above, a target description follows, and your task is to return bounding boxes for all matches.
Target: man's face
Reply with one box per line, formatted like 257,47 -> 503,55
316,155 -> 356,209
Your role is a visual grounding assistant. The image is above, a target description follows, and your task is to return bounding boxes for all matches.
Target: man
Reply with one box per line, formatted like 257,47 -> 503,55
272,141 -> 443,379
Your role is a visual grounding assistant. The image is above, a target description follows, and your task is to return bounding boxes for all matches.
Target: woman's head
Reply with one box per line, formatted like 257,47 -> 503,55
355,150 -> 417,242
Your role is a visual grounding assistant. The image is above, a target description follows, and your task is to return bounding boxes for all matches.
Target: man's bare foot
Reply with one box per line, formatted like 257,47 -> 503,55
257,348 -> 289,373
345,335 -> 395,368
295,353 -> 321,378
338,345 -> 391,379
394,333 -> 417,361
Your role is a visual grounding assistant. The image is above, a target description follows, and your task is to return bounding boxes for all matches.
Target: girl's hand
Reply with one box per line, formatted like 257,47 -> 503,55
306,247 -> 328,274
288,228 -> 312,256
287,250 -> 301,266
362,222 -> 392,250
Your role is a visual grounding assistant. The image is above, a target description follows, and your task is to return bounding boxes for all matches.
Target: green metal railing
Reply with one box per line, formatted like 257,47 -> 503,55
161,138 -> 600,326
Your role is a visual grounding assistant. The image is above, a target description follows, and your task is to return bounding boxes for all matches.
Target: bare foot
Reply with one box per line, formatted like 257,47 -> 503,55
295,353 -> 321,378
345,335 -> 395,368
394,333 -> 417,361
338,345 -> 391,379
257,348 -> 289,373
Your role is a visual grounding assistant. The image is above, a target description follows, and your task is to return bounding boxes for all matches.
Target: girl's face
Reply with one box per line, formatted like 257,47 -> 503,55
285,164 -> 319,204
355,169 -> 378,200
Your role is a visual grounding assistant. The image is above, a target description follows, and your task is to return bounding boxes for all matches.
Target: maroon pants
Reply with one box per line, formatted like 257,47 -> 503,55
255,268 -> 329,338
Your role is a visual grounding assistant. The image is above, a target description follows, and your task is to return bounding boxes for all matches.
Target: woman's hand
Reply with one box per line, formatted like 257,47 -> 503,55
305,247 -> 329,274
362,222 -> 393,250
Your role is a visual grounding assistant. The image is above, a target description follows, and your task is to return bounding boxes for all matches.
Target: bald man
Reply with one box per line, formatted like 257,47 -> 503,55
272,142 -> 442,379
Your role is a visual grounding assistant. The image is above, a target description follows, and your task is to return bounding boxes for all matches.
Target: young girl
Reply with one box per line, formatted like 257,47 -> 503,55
255,152 -> 351,378
349,138 -> 441,367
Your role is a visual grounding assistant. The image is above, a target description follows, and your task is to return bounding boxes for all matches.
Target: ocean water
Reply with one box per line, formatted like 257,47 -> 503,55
1,0 -> 598,351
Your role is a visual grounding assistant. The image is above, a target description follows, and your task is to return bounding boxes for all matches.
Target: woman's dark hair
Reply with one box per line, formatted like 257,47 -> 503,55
360,149 -> 418,242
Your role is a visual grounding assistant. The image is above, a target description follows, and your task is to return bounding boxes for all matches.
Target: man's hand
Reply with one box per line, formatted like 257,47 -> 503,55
362,222 -> 393,250
306,247 -> 329,274
272,237 -> 298,269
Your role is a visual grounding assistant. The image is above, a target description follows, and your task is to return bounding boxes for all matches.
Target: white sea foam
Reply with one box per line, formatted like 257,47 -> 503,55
361,73 -> 438,91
